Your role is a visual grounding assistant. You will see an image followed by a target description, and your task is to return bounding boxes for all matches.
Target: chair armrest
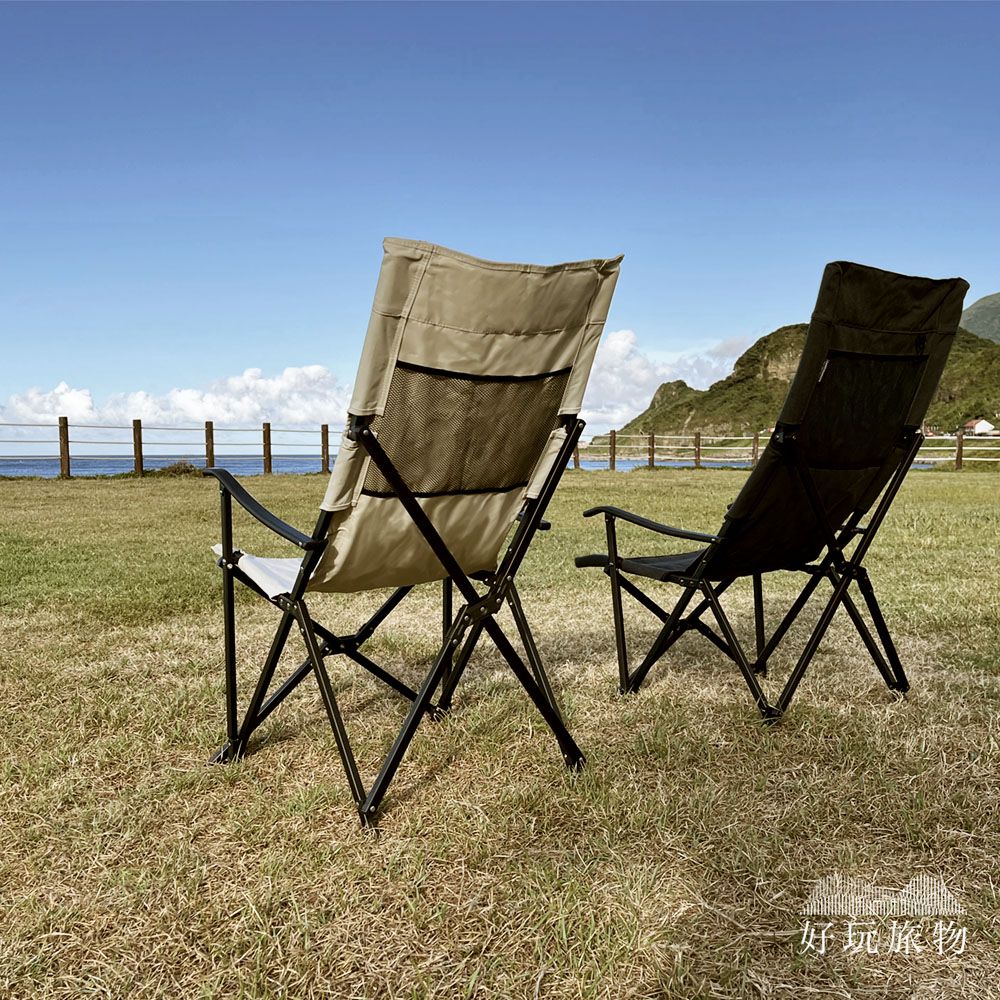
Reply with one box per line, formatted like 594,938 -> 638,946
204,468 -> 323,550
516,509 -> 551,531
582,505 -> 719,544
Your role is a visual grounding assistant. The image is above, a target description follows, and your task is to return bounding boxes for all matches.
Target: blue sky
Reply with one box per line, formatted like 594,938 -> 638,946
1,1 -> 998,431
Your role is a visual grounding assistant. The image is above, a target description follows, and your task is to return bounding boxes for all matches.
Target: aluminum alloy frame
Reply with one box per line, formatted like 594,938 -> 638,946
205,416 -> 586,824
581,428 -> 923,720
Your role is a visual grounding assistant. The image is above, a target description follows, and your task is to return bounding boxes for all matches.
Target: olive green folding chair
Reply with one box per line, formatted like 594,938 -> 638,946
577,262 -> 967,719
205,238 -> 621,822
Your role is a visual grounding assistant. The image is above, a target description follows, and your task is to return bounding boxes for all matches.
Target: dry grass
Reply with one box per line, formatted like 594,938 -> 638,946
1,469 -> 998,999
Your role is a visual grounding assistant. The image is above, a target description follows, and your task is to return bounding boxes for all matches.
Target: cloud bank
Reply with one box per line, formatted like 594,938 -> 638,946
580,329 -> 750,429
0,331 -> 748,438
1,367 -> 352,430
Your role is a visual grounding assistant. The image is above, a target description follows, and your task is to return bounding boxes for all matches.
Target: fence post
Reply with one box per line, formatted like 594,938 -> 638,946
648,431 -> 655,468
205,420 -> 215,468
752,431 -> 760,467
321,424 -> 330,474
955,430 -> 963,471
58,416 -> 70,478
573,444 -> 580,470
132,419 -> 144,476
694,431 -> 702,469
609,429 -> 616,471
263,422 -> 272,474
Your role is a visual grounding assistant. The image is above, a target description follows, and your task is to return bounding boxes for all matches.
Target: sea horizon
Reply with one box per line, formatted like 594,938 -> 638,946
0,453 -> 765,479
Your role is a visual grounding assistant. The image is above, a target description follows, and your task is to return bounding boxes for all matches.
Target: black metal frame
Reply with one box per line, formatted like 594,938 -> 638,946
205,416 -> 586,823
586,429 -> 923,721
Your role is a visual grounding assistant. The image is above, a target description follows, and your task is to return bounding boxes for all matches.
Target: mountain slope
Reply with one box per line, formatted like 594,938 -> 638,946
622,326 -> 1000,435
961,292 -> 1000,343
932,329 -> 1000,429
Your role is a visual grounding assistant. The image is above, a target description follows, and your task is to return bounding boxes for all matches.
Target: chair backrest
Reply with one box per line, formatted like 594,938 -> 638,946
310,238 -> 622,593
704,261 -> 968,579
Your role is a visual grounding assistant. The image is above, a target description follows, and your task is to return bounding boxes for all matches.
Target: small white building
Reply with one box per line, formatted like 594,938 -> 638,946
963,418 -> 996,436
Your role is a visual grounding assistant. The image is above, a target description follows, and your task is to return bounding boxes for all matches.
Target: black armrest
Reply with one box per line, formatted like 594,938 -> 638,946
204,468 -> 323,550
517,509 -> 551,531
582,505 -> 719,544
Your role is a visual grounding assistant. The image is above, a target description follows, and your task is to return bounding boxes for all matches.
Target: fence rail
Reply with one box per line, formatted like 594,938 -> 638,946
1,420 -> 998,477
571,430 -> 1000,472
0,418 -> 342,477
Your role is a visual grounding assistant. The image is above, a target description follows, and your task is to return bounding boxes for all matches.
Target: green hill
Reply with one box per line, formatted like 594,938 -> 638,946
933,328 -> 1000,429
961,292 -> 1000,343
622,325 -> 1000,435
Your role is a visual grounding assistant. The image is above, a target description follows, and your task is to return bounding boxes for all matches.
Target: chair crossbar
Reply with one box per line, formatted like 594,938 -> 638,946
210,416 -> 587,823
688,617 -> 736,661
594,432 -> 922,720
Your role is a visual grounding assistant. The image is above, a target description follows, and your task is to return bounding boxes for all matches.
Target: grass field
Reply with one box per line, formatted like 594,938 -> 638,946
1,469 -> 998,999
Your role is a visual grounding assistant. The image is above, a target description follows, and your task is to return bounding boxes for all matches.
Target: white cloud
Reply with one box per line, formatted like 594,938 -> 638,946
1,331 -> 748,443
0,366 -> 352,439
581,329 -> 750,432
3,382 -> 101,424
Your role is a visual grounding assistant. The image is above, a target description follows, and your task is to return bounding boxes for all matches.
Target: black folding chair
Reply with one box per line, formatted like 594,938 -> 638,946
577,262 -> 967,719
205,238 -> 621,822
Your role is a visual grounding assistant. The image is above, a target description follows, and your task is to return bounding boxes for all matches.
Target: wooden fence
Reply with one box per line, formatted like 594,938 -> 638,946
0,419 -> 340,477
571,430 -> 1000,472
1,420 -> 998,477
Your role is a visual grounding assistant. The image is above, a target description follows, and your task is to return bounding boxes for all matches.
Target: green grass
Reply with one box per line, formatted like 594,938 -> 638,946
1,470 -> 998,998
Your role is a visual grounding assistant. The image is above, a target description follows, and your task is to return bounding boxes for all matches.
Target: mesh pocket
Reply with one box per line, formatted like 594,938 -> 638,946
363,362 -> 570,497
798,350 -> 926,469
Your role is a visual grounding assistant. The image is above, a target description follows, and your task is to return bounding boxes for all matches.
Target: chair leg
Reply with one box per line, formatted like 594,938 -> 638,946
701,583 -> 777,719
854,568 -> 909,693
221,563 -> 239,751
609,575 -> 735,692
776,573 -> 853,713
212,608 -> 296,763
211,565 -> 581,822
689,618 -> 737,661
608,566 -> 631,695
242,611 -> 298,738
506,582 -> 562,719
439,577 -> 456,697
833,578 -> 900,693
361,611 -> 585,822
310,618 -> 434,709
752,573 -> 766,673
438,579 -> 555,717
751,570 -> 825,674
482,616 -> 585,769
246,655 -> 313,732
296,602 -> 367,809
601,515 -> 633,694
361,618 -> 469,821
442,578 -> 453,639
626,582 -> 700,694
437,621 -> 484,712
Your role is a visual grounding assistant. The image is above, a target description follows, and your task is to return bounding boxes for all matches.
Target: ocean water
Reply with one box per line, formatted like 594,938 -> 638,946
0,454 -> 323,478
0,454 -> 758,479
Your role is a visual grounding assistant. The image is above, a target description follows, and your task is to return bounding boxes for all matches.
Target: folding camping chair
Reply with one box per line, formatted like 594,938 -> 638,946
205,238 -> 621,822
577,261 -> 967,720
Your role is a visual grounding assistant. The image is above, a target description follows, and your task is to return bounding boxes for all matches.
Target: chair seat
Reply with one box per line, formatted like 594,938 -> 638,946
576,550 -> 707,582
211,545 -> 303,599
